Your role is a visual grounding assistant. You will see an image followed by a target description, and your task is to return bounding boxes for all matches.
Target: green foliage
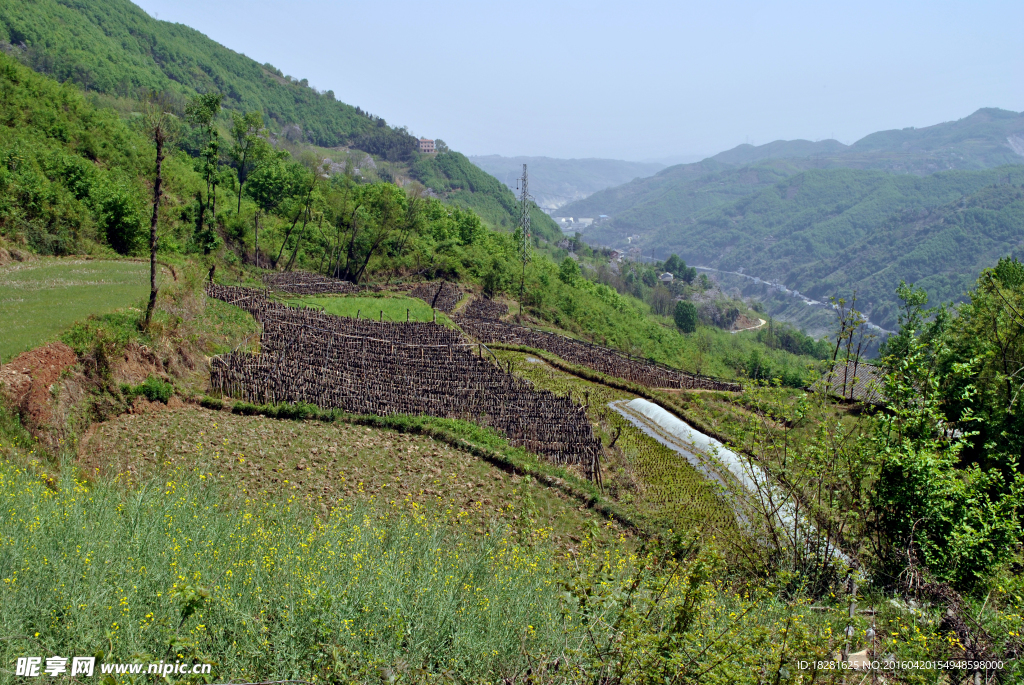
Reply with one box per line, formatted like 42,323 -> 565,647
410,152 -> 560,240
0,52 -> 145,254
663,253 -> 695,283
122,375 -> 172,403
0,0 -> 404,148
934,257 -> 1024,472
481,254 -> 514,297
674,300 -> 697,333
871,335 -> 1023,590
755,319 -> 832,359
96,176 -> 145,254
557,256 -> 580,285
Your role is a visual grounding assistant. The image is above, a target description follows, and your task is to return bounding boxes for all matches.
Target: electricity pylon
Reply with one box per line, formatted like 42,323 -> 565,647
517,164 -> 531,318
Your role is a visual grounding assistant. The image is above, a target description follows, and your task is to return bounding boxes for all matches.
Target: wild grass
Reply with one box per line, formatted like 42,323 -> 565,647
0,450 -> 968,684
494,349 -> 739,540
0,458 -> 576,682
0,259 -> 150,361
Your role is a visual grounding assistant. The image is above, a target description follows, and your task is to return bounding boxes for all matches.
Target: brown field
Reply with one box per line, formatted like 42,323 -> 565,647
79,405 -> 626,547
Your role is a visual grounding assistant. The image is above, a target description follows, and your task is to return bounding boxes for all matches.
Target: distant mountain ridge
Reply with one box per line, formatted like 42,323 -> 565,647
566,107 -> 1024,224
469,155 -> 664,213
559,108 -> 1024,332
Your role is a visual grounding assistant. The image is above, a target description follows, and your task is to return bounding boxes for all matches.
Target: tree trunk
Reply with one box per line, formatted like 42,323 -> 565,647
275,195 -> 310,267
144,125 -> 165,329
254,210 -> 261,269
285,210 -> 314,272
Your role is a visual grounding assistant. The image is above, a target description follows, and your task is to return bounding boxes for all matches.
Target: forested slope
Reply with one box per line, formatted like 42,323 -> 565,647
0,0 -> 555,238
652,167 -> 1024,328
0,0 -> 391,150
411,152 -> 560,240
0,51 -> 161,254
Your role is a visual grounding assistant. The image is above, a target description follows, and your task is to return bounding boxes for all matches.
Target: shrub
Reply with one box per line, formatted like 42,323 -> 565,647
123,376 -> 173,404
674,300 -> 697,333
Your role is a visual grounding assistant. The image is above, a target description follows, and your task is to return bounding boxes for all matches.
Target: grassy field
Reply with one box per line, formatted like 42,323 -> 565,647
80,405 -> 623,547
0,259 -> 151,361
290,293 -> 457,327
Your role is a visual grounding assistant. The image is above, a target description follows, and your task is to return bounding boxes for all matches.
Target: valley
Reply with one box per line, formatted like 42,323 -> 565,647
558,117 -> 1024,330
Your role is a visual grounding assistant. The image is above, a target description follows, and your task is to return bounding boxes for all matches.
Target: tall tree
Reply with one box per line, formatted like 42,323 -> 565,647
333,183 -> 407,284
273,155 -> 327,269
674,300 -> 697,334
229,111 -> 267,214
144,117 -> 166,329
185,93 -> 223,243
244,151 -> 289,269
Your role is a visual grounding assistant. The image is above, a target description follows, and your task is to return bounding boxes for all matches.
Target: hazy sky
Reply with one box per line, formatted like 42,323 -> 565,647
133,0 -> 1023,161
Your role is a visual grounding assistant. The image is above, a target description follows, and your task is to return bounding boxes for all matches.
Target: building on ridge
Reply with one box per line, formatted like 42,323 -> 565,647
419,138 -> 435,154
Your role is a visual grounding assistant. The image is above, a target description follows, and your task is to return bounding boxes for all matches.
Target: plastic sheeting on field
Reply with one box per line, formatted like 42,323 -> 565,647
609,398 -> 850,563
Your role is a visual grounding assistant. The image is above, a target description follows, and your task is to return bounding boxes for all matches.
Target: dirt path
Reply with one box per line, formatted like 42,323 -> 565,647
731,318 -> 766,334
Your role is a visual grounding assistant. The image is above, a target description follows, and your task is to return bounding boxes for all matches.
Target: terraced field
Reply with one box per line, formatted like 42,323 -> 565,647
79,405 -> 623,546
0,259 -> 151,361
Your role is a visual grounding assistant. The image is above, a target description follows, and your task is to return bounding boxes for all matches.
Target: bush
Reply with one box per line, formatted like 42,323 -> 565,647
123,376 -> 173,404
97,179 -> 145,255
674,300 -> 697,333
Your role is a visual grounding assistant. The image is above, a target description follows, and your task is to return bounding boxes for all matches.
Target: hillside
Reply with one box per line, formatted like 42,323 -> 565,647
0,49 -> 160,256
468,155 -> 664,213
2,4 -> 1022,679
0,0 -> 398,151
647,167 -> 1024,329
0,0 -> 556,244
411,152 -> 560,240
564,108 -> 1024,226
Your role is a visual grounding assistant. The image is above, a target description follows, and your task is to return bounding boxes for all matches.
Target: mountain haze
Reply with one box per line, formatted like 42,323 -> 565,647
469,155 -> 664,213
565,108 -> 1024,224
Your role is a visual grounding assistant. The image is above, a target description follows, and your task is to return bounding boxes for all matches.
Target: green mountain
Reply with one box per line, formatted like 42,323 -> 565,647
566,108 -> 1024,229
468,155 -> 664,212
0,0 -> 394,150
652,167 -> 1024,329
561,109 -> 1024,330
0,0 -> 555,238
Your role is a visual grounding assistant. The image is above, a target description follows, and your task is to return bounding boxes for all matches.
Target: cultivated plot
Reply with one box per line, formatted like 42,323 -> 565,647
0,259 -> 149,361
80,406 -> 623,547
